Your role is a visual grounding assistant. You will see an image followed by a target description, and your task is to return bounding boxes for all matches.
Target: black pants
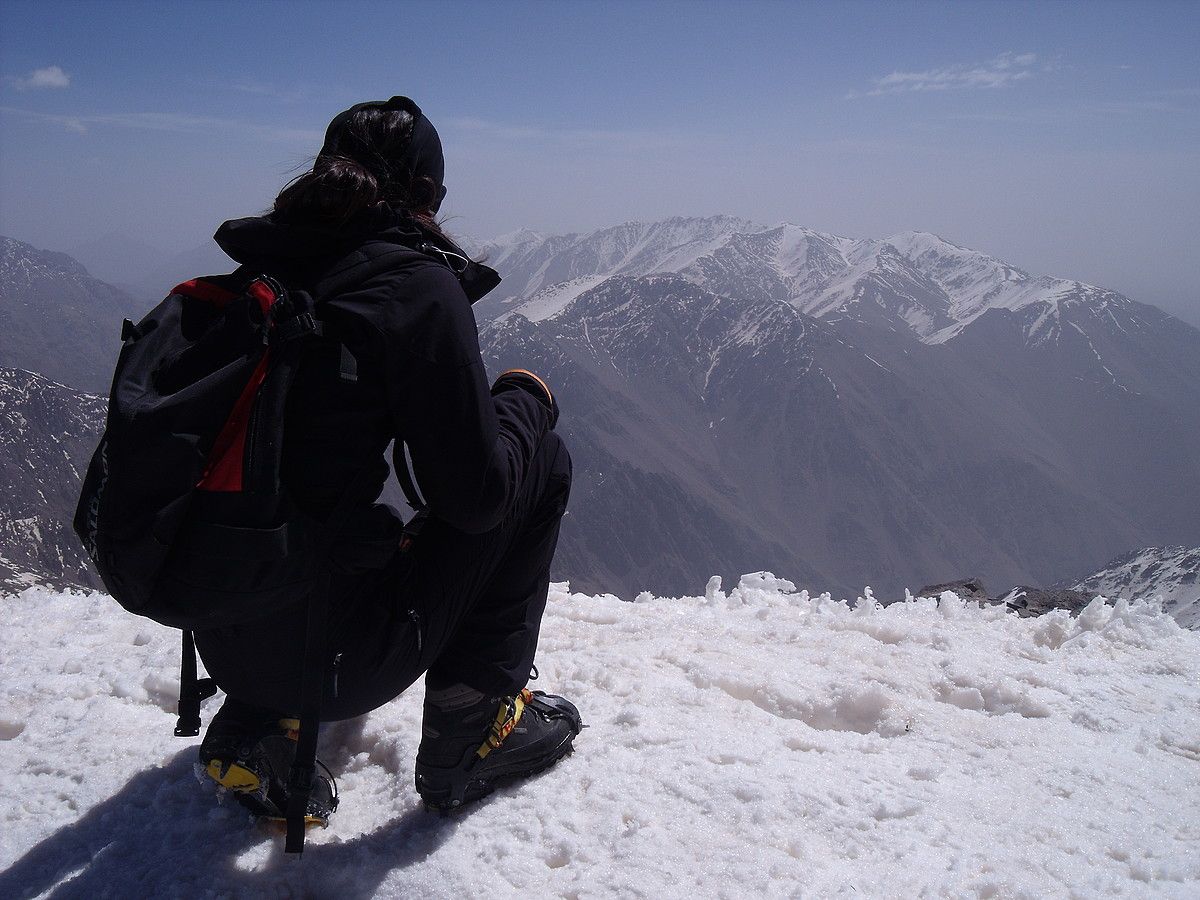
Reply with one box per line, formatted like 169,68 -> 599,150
196,431 -> 572,721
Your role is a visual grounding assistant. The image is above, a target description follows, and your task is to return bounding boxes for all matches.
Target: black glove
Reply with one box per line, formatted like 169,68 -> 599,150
491,368 -> 559,429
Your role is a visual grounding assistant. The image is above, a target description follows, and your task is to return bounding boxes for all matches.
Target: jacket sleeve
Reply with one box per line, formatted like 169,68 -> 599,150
369,264 -> 554,533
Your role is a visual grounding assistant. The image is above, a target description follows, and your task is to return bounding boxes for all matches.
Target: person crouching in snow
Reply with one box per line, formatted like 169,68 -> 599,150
194,96 -> 581,824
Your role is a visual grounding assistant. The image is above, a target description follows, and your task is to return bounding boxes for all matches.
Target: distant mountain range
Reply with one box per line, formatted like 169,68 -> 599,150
2,220 -> 1198,612
472,215 -> 1179,346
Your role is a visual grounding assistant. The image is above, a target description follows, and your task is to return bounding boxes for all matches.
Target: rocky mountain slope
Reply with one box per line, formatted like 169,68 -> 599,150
0,368 -> 105,592
0,236 -> 145,393
1068,546 -> 1200,629
480,257 -> 1200,597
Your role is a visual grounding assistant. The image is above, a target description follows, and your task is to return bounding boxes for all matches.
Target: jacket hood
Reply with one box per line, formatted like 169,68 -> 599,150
214,206 -> 500,303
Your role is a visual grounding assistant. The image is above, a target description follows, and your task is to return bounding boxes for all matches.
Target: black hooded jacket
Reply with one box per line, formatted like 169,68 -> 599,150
214,207 -> 553,564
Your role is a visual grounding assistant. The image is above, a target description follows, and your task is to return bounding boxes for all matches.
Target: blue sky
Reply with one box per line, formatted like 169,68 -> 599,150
1,0 -> 1197,321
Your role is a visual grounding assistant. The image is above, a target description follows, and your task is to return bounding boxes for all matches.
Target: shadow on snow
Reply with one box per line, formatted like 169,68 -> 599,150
0,719 -> 462,899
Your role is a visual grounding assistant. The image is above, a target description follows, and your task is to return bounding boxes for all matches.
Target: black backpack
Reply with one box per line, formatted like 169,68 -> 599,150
72,268 -> 420,852
76,273 -> 323,619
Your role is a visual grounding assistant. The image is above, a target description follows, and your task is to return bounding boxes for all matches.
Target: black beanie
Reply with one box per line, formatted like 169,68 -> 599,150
318,96 -> 447,213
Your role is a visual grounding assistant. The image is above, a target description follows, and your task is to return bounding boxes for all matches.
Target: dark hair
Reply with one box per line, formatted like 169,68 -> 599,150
273,107 -> 443,228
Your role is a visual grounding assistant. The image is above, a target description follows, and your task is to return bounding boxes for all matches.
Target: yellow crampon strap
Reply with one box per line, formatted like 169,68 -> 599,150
476,688 -> 533,760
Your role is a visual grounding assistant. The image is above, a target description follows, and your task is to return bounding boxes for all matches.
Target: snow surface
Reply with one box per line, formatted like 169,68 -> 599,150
513,275 -> 611,323
2,578 -> 1198,898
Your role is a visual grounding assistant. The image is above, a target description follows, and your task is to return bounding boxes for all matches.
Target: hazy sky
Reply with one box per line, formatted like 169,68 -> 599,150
1,0 -> 1197,323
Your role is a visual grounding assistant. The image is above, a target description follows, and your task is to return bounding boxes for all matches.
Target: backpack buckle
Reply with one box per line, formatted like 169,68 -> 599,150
270,313 -> 322,344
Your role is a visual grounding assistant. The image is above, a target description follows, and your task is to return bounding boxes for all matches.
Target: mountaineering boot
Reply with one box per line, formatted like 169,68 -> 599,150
414,684 -> 583,812
199,698 -> 338,826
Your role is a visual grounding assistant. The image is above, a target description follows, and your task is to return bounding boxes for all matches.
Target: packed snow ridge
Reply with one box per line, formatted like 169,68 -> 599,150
2,575 -> 1197,898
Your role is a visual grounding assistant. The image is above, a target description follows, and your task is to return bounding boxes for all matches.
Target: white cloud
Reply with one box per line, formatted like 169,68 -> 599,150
444,116 -> 689,153
9,65 -> 71,91
0,106 -> 86,134
88,111 -> 320,143
228,81 -> 308,103
851,52 -> 1038,98
0,105 -> 320,143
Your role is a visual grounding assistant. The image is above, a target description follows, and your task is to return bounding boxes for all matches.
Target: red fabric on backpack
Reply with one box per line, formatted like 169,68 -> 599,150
197,352 -> 271,492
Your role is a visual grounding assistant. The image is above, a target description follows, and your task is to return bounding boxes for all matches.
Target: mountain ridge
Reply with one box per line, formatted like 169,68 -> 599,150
0,235 -> 143,392
473,216 -> 1197,354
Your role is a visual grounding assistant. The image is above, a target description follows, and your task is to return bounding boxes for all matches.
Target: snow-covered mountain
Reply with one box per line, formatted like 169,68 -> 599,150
470,215 -> 761,311
1069,546 -> 1200,630
0,367 -> 105,593
476,218 -> 1169,351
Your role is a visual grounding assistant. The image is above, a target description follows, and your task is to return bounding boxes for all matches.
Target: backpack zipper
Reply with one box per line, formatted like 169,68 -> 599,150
244,393 -> 263,486
332,651 -> 344,698
407,609 -> 423,654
